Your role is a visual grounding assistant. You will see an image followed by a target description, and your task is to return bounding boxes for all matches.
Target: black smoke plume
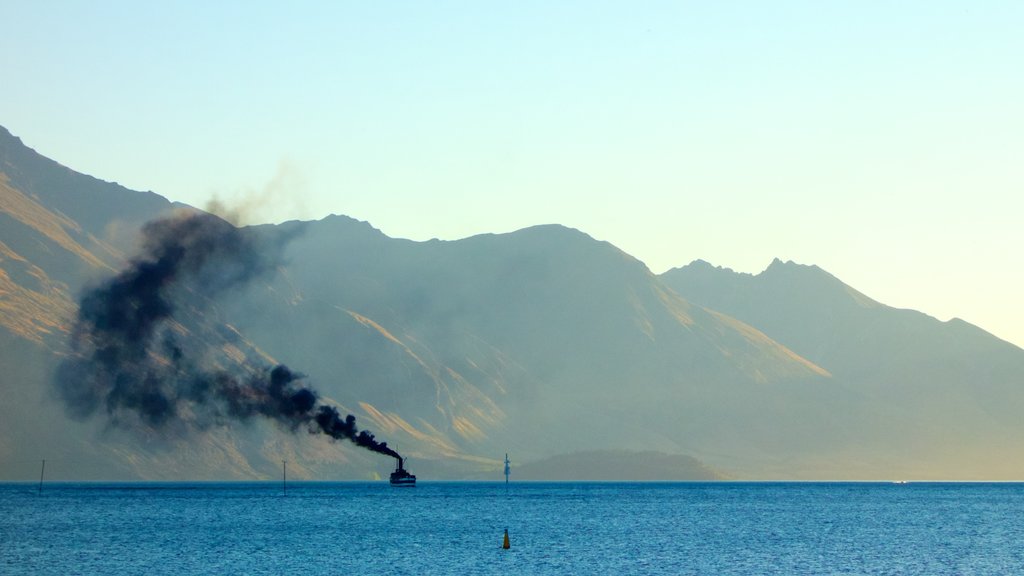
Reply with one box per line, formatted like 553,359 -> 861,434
55,211 -> 401,461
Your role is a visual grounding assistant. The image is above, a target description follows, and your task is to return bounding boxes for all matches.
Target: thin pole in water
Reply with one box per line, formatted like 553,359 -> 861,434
38,459 -> 45,495
504,453 -> 510,494
282,460 -> 287,496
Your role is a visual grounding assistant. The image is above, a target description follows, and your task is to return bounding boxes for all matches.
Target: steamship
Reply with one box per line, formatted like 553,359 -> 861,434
390,457 -> 416,487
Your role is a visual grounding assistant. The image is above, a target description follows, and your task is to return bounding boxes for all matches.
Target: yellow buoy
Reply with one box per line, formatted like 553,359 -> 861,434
502,528 -> 510,549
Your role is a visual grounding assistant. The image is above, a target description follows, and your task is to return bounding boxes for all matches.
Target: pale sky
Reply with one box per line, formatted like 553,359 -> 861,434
3,1 -> 1022,348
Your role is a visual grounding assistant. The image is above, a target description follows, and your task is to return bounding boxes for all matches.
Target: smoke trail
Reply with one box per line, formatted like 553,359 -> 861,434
55,211 -> 401,461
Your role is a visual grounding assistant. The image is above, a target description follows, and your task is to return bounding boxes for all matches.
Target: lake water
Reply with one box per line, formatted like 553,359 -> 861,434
2,482 -> 1023,575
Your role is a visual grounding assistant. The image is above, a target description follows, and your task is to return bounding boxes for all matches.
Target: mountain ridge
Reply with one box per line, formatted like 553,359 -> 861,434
2,124 -> 1023,480
662,258 -> 1024,479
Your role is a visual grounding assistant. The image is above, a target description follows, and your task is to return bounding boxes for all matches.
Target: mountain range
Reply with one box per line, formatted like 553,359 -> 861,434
2,124 -> 1022,481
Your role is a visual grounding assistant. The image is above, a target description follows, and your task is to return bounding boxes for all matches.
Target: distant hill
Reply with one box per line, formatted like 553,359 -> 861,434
3,124 -> 1024,481
504,450 -> 726,481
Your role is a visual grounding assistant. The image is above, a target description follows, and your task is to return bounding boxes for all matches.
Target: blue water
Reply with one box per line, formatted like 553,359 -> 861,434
2,482 -> 1023,575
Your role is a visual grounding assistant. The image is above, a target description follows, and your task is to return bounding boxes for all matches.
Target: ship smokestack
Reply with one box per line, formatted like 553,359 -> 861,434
389,455 -> 416,486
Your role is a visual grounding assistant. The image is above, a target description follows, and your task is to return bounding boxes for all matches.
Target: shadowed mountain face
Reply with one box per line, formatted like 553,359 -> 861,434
2,124 -> 1023,480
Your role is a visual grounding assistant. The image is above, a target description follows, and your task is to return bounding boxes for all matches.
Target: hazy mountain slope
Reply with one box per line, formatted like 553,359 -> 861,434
219,216 -> 843,477
662,259 -> 1024,478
